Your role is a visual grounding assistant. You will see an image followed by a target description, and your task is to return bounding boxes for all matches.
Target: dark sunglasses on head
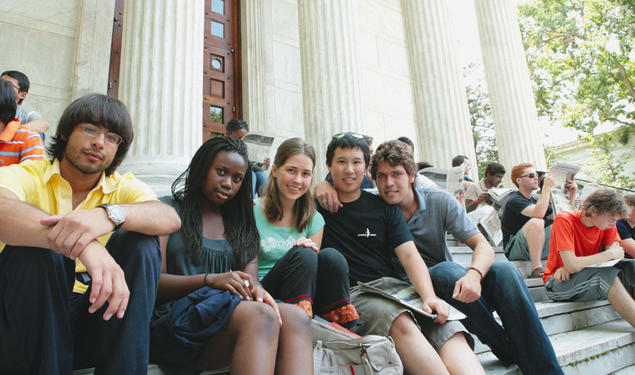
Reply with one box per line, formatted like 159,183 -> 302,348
520,173 -> 537,179
332,132 -> 364,140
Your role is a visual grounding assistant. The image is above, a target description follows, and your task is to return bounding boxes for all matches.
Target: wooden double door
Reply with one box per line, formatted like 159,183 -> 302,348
107,0 -> 242,141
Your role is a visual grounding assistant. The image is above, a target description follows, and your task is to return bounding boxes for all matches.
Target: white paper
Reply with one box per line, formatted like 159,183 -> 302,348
584,259 -> 621,268
242,133 -> 275,165
446,165 -> 465,196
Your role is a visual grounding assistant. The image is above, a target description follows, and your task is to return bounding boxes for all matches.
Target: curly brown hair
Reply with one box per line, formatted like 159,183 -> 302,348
581,189 -> 628,217
370,140 -> 417,181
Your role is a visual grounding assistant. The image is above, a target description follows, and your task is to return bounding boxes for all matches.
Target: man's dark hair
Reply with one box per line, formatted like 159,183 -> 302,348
225,119 -> 249,135
451,154 -> 468,167
0,80 -> 17,125
485,162 -> 505,176
48,94 -> 134,176
326,133 -> 370,167
370,140 -> 416,182
417,161 -> 433,170
397,136 -> 414,150
1,70 -> 29,105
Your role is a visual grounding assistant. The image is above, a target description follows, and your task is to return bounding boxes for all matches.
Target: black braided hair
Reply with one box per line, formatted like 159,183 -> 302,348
171,136 -> 259,270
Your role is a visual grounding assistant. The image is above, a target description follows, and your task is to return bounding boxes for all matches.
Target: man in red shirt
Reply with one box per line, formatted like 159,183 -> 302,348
543,189 -> 634,327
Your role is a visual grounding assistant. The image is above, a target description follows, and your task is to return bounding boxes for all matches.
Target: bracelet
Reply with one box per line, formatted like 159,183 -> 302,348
468,266 -> 483,280
203,272 -> 210,287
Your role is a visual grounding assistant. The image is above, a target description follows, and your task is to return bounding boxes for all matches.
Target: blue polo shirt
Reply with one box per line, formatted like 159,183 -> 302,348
405,187 -> 479,267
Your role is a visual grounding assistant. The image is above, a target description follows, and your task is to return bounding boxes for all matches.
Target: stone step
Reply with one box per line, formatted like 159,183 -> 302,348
473,300 -> 621,355
613,364 -> 635,374
478,319 -> 635,374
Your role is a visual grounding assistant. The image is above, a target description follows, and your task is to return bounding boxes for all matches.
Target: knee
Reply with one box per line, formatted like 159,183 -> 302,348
389,312 -> 419,338
280,303 -> 311,335
246,302 -> 280,337
318,248 -> 348,273
525,218 -> 545,233
108,231 -> 161,264
430,262 -> 465,292
290,246 -> 318,270
487,262 -> 525,293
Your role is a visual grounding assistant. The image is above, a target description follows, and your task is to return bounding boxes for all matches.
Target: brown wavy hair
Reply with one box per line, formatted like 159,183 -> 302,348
370,140 -> 417,182
262,138 -> 316,232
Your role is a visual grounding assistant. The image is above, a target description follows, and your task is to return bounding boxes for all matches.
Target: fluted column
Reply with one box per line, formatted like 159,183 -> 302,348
298,0 -> 364,178
475,0 -> 546,177
241,0 -> 275,133
118,0 -> 204,196
402,0 -> 477,174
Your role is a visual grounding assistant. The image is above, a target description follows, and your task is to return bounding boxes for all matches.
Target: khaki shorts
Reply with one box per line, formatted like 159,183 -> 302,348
505,224 -> 551,261
350,277 -> 473,352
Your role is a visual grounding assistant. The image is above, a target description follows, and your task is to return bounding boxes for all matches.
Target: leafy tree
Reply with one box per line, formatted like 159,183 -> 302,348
518,0 -> 634,139
464,63 -> 499,179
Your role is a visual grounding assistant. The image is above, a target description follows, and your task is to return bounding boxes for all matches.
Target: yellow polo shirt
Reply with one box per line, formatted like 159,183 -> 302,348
0,158 -> 157,292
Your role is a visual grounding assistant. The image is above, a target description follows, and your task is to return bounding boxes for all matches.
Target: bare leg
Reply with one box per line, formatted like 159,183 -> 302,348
389,312 -> 449,375
198,301 -> 280,375
438,333 -> 485,375
275,303 -> 313,375
607,278 -> 635,327
522,218 -> 545,271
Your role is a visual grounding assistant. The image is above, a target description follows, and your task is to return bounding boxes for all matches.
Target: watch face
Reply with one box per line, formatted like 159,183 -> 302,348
109,205 -> 126,224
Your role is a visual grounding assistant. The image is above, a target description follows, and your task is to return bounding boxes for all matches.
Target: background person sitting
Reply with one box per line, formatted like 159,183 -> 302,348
617,193 -> 635,259
226,118 -> 270,197
543,189 -> 634,328
464,162 -> 506,213
1,70 -> 50,136
0,79 -> 44,166
501,163 -> 576,278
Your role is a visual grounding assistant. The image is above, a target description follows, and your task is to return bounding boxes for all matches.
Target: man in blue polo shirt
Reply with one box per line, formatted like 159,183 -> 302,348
371,140 -> 562,375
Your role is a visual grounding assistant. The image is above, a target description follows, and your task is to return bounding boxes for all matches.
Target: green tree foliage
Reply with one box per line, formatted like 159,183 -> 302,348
465,63 -> 499,179
518,0 -> 634,139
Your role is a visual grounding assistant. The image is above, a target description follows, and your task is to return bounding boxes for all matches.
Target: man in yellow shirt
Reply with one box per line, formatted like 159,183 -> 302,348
0,94 -> 181,374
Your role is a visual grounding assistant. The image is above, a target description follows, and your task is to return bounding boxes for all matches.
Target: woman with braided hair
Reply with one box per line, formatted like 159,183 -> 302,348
150,136 -> 312,374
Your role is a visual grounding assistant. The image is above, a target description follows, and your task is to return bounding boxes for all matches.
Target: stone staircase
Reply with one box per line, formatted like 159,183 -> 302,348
76,241 -> 634,374
448,243 -> 635,374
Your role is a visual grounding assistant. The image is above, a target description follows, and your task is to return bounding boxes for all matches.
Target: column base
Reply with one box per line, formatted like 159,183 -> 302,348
119,159 -> 190,197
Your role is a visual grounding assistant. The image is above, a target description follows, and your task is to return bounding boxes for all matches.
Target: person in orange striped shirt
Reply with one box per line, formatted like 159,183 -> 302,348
0,79 -> 45,166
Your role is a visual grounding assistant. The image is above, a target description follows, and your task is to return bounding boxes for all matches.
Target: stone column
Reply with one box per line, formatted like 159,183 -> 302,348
475,0 -> 547,176
297,0 -> 364,179
118,0 -> 204,196
241,0 -> 275,134
401,0 -> 477,175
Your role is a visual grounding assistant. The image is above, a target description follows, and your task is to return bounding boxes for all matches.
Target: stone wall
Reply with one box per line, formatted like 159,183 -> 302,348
0,0 -> 115,139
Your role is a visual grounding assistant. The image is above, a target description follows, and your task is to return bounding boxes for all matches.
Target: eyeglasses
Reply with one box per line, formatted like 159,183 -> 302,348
519,173 -> 537,179
333,132 -> 364,140
81,124 -> 123,146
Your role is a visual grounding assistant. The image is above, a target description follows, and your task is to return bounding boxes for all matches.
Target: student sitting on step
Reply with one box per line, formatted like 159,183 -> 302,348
150,136 -> 312,374
616,193 -> 635,259
543,189 -> 635,328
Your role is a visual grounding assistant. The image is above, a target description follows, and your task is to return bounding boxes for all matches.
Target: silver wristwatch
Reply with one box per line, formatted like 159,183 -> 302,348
98,204 -> 126,230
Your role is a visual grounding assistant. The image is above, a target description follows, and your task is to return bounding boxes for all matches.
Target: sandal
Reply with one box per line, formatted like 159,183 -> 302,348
529,267 -> 544,278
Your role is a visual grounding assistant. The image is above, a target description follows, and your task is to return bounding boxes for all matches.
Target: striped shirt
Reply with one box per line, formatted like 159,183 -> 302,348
0,120 -> 45,166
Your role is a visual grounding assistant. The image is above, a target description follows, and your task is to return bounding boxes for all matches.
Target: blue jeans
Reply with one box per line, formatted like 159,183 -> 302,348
252,170 -> 267,197
429,261 -> 562,375
0,230 -> 161,375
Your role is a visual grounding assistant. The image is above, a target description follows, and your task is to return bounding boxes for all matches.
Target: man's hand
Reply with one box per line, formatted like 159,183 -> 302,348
476,192 -> 490,204
605,244 -> 625,261
565,178 -> 578,195
553,267 -> 570,282
207,271 -> 255,301
79,242 -> 129,320
263,157 -> 271,171
542,172 -> 556,191
252,284 -> 282,326
294,237 -> 319,252
452,270 -> 482,303
422,297 -> 449,325
41,208 -> 115,259
315,181 -> 342,213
